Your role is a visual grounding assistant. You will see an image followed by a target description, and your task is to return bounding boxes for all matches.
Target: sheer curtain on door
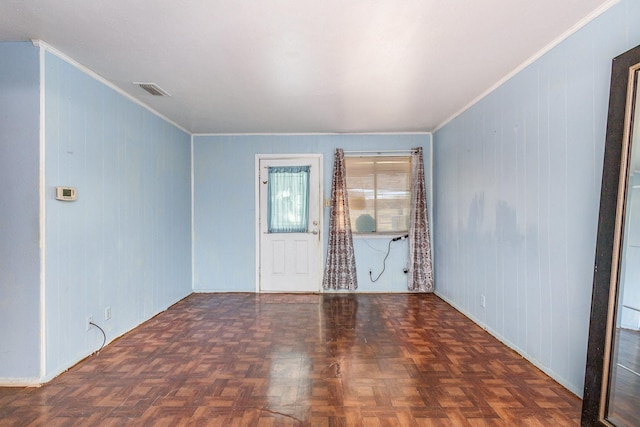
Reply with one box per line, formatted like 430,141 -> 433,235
267,166 -> 310,233
323,148 -> 358,290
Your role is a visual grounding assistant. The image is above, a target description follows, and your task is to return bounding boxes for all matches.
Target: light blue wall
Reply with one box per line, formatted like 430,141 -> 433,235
432,0 -> 640,396
0,42 -> 41,382
193,134 -> 432,292
44,51 -> 192,379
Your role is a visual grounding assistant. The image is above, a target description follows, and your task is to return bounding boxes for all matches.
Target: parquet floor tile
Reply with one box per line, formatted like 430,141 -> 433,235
0,293 -> 581,426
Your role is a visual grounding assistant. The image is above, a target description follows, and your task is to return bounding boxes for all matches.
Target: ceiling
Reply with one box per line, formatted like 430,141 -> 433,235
0,0 -> 614,134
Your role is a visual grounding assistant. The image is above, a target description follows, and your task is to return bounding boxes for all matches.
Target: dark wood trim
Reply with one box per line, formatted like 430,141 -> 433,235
581,44 -> 640,426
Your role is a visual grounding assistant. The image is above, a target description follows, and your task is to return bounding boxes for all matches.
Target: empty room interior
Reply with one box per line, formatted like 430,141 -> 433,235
2,0 -> 640,425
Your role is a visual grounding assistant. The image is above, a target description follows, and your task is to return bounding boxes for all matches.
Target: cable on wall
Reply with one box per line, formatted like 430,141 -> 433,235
89,321 -> 106,353
369,234 -> 409,282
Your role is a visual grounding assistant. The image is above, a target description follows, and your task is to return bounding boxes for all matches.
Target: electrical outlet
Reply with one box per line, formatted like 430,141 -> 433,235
104,306 -> 111,321
480,295 -> 486,308
86,316 -> 93,331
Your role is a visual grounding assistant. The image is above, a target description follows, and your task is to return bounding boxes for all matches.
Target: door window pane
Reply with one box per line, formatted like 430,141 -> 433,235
268,166 -> 310,233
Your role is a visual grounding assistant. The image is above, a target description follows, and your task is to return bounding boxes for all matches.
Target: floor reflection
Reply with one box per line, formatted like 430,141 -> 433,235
0,293 -> 583,425
322,294 -> 358,348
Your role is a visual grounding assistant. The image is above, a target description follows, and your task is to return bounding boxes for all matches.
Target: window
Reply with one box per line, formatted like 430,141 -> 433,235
344,156 -> 411,234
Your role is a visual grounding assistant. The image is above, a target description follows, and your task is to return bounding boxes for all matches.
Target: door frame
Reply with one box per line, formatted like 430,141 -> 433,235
255,153 -> 323,292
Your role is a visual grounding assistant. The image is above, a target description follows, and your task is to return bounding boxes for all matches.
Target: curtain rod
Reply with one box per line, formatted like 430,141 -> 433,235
343,149 -> 417,154
263,164 -> 311,168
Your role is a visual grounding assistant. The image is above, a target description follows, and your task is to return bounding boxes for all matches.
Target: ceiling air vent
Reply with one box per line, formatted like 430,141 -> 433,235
134,82 -> 171,97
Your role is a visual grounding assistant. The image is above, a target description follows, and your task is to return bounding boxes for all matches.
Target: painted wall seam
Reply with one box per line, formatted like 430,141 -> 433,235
191,134 -> 195,291
254,155 -> 260,293
429,135 -> 435,281
38,42 -> 46,381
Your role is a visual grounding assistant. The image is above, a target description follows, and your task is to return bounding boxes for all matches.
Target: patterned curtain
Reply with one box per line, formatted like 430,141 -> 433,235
408,147 -> 434,292
323,148 -> 358,290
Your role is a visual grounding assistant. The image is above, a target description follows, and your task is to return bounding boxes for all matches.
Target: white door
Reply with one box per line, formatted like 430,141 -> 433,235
257,155 -> 322,292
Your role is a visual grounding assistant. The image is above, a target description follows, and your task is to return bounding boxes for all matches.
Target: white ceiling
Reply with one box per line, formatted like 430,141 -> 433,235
0,0 -> 615,134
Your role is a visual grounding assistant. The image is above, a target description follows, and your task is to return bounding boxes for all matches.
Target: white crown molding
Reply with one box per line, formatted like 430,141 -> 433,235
433,0 -> 621,133
192,131 -> 432,137
31,39 -> 190,135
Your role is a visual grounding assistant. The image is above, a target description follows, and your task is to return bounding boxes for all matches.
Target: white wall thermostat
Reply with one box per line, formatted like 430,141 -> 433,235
55,186 -> 77,201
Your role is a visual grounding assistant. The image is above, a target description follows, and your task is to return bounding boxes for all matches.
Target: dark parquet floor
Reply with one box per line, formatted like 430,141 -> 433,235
0,293 -> 581,426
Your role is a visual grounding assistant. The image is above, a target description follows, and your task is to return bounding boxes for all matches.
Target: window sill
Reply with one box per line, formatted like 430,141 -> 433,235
352,233 -> 408,239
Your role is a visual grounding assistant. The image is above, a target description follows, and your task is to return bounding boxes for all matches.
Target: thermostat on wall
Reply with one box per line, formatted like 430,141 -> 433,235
55,187 -> 77,201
